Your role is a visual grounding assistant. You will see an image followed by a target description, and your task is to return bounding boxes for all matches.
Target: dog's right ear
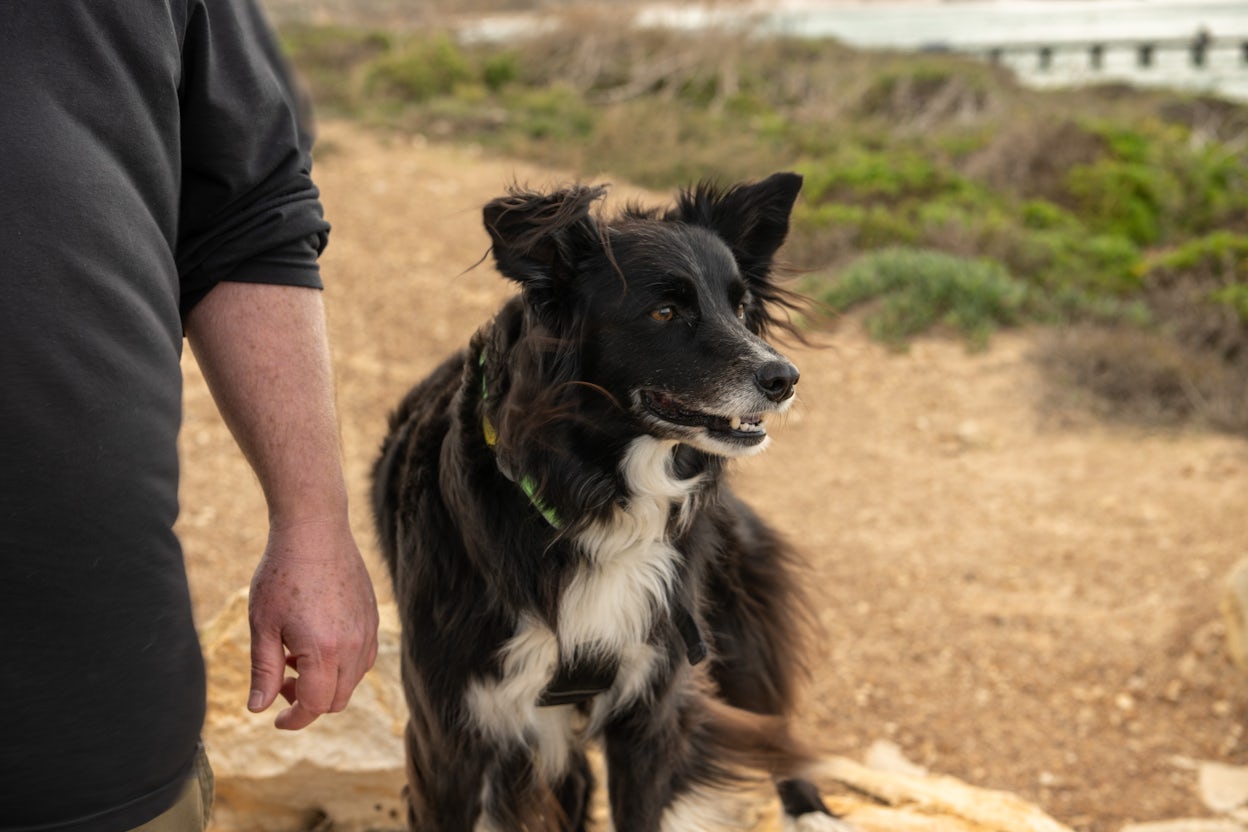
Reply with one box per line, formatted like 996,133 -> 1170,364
482,184 -> 606,290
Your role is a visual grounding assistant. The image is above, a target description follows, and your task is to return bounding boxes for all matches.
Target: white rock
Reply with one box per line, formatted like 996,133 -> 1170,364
864,739 -> 928,778
1119,821 -> 1246,832
816,756 -> 1074,832
1222,559 -> 1248,676
1199,761 -> 1248,814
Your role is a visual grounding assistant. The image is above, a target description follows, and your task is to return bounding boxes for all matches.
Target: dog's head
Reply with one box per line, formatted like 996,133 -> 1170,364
483,173 -> 803,459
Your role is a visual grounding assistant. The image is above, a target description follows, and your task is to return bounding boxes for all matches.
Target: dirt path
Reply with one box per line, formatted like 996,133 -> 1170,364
178,122 -> 1248,831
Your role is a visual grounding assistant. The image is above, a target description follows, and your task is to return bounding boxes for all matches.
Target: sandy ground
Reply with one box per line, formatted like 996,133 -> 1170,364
178,122 -> 1248,831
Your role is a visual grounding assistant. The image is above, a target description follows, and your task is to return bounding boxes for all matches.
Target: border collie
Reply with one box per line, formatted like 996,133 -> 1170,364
373,173 -> 848,830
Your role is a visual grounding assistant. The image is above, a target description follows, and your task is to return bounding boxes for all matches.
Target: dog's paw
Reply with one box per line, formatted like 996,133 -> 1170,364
778,779 -> 858,832
784,812 -> 860,832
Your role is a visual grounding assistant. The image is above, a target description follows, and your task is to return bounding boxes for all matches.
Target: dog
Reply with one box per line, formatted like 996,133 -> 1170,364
373,173 -> 849,830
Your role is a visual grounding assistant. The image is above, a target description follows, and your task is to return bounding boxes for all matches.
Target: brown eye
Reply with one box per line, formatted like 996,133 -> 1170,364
650,306 -> 676,322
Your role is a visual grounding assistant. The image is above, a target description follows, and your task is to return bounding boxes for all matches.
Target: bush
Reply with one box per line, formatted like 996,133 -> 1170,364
796,202 -> 919,250
364,35 -> 472,102
481,51 -> 520,92
506,85 -> 596,142
1170,141 -> 1248,234
810,247 -> 1030,349
1065,156 -> 1178,246
1144,231 -> 1248,366
1211,284 -> 1248,323
800,147 -> 955,205
1063,121 -> 1248,246
1027,230 -> 1142,296
1021,199 -> 1078,231
1148,230 -> 1248,280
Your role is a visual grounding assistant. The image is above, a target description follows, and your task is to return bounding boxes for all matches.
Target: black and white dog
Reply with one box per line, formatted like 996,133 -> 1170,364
373,173 -> 847,830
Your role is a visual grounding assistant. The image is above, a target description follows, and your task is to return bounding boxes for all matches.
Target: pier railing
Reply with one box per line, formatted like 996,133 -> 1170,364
967,34 -> 1248,71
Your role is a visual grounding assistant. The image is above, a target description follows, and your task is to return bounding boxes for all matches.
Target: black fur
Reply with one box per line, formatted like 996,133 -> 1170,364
373,173 -> 838,830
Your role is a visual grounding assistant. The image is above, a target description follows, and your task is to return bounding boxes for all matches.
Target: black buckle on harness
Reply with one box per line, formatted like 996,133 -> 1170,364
536,604 -> 706,708
538,657 -> 617,707
675,603 -> 707,666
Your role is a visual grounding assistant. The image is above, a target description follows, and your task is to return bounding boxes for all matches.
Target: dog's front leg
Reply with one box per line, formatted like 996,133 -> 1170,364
602,684 -> 741,832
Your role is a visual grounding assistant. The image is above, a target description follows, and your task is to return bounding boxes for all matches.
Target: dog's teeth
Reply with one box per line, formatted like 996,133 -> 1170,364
730,416 -> 742,430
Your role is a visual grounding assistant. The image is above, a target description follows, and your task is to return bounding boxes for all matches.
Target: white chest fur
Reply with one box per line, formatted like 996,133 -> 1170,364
560,436 -> 699,655
465,437 -> 702,778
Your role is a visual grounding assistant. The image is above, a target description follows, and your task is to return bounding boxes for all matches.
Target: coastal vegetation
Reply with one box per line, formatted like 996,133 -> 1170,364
279,14 -> 1248,431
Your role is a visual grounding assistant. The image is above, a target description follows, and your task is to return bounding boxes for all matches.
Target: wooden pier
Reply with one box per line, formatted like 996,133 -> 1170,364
968,33 -> 1248,72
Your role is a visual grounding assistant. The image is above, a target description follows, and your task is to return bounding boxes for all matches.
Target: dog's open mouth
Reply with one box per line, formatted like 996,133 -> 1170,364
641,390 -> 768,444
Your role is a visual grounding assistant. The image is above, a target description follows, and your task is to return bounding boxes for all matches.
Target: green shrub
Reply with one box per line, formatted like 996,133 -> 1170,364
800,148 -> 953,205
1063,121 -> 1248,245
1065,157 -> 1178,246
1170,144 -> 1248,234
1142,231 -> 1248,367
996,225 -> 1141,296
1021,199 -> 1079,231
482,51 -> 521,92
1148,231 -> 1248,280
506,85 -> 596,141
797,202 -> 920,250
1211,284 -> 1248,323
1146,230 -> 1248,322
811,247 -> 1030,349
365,35 -> 472,102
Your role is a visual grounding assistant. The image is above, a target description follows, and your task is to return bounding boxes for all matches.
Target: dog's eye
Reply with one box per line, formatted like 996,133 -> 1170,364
650,306 -> 676,322
735,303 -> 747,320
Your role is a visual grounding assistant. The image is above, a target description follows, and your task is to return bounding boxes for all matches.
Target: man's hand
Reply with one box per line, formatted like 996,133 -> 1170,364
247,517 -> 379,730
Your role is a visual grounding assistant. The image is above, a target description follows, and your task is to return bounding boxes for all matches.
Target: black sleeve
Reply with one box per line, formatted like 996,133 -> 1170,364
176,0 -> 330,318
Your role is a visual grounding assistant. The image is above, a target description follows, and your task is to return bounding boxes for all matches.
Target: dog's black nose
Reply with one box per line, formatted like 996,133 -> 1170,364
755,360 -> 799,402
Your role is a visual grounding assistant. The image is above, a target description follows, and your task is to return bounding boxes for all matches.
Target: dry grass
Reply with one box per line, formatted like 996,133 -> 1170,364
1036,325 -> 1248,434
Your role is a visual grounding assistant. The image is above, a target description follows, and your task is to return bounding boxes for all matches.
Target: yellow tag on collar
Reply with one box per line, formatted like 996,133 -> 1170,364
482,413 -> 498,448
480,353 -> 498,448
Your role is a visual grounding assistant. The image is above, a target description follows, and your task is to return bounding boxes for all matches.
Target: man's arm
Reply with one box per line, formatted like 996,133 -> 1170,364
184,281 -> 379,731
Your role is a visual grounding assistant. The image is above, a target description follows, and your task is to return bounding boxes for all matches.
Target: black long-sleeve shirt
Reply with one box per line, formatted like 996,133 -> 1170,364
0,3 -> 329,829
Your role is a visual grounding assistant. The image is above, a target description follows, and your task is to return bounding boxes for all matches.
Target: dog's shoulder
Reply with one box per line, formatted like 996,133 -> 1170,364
371,347 -> 469,567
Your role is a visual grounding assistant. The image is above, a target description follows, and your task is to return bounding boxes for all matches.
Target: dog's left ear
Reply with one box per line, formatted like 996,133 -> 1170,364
668,172 -> 803,282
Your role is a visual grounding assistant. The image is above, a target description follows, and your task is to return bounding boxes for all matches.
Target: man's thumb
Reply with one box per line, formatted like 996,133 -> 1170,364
248,626 -> 284,713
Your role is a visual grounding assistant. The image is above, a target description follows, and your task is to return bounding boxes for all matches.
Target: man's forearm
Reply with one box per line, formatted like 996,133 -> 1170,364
184,281 -> 348,527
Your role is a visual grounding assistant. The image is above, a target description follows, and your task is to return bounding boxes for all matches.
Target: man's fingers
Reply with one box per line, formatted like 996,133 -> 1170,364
330,665 -> 360,714
275,701 -> 320,731
274,655 -> 336,730
274,650 -> 376,729
279,675 -> 298,706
